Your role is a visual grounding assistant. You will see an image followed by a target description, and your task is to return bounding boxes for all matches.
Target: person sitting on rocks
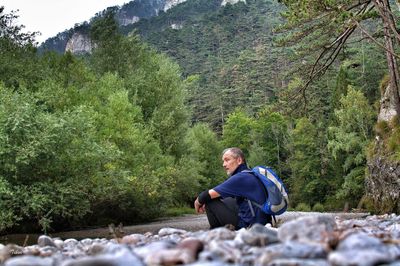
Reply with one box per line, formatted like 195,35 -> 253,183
194,147 -> 272,229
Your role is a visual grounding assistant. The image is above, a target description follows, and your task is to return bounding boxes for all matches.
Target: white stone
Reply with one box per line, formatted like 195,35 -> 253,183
221,0 -> 246,6
65,33 -> 92,55
164,0 -> 187,11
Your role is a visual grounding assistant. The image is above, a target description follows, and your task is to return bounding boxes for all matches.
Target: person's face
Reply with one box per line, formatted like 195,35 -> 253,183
222,151 -> 243,176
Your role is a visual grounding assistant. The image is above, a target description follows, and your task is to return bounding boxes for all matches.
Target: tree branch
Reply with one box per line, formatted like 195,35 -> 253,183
354,20 -> 400,59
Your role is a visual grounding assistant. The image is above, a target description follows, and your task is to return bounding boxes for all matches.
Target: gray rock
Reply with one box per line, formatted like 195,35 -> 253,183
22,246 -> 40,256
4,255 -> 54,266
202,227 -> 236,242
187,262 -> 235,266
37,235 -> 56,248
120,233 -> 145,245
238,223 -> 278,246
255,241 -> 327,264
61,248 -> 144,266
39,246 -> 57,257
63,239 -> 78,249
80,238 -> 93,246
144,248 -> 195,265
208,240 -> 242,263
133,240 -> 175,259
86,243 -> 105,256
336,232 -> 383,250
197,250 -> 220,262
177,238 -> 204,257
158,227 -> 187,236
328,248 -> 398,266
54,239 -> 64,249
265,258 -> 330,266
278,215 -> 337,245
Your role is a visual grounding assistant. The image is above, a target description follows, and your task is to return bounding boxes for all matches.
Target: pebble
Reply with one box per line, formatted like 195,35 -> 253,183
238,223 -> 278,246
277,215 -> 337,246
1,213 -> 399,266
37,235 -> 56,248
4,255 -> 54,266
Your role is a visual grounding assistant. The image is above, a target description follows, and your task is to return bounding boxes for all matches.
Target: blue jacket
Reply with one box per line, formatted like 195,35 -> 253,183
214,163 -> 270,228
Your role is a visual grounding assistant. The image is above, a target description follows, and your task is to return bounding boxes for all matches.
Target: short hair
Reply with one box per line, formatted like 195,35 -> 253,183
223,147 -> 246,162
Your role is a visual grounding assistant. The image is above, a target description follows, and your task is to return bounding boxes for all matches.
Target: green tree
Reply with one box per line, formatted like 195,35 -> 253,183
249,109 -> 288,173
328,86 -> 375,205
184,123 -> 224,188
0,7 -> 43,89
278,0 -> 400,119
222,109 -> 255,155
287,117 -> 328,206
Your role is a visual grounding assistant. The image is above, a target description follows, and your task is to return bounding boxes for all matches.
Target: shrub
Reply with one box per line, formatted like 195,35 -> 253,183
295,203 -> 311,212
312,203 -> 325,212
375,120 -> 390,137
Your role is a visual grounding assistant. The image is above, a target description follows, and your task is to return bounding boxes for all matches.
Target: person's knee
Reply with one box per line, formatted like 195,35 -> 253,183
205,198 -> 221,212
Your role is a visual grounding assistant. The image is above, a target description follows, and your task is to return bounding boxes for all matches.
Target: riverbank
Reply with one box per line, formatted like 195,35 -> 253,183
1,212 -> 399,266
1,211 -> 369,246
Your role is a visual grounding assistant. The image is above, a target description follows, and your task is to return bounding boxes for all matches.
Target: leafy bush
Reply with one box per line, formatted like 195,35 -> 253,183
295,203 -> 311,212
312,203 -> 325,212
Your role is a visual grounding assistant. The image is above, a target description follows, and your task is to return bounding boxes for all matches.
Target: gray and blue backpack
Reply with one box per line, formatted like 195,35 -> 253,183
247,166 -> 289,216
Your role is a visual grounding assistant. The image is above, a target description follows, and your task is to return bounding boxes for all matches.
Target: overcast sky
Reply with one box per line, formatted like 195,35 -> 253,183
2,0 -> 129,44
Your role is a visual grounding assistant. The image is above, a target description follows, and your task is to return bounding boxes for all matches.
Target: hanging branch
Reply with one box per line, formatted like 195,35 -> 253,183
354,20 -> 400,59
289,1 -> 373,109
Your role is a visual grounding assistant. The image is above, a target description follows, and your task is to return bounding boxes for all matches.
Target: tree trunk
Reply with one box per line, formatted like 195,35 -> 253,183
373,0 -> 400,122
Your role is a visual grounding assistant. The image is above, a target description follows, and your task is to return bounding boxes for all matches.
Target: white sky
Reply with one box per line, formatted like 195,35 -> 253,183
2,0 -> 129,44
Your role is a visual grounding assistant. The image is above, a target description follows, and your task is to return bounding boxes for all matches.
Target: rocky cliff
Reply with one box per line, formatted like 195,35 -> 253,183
366,140 -> 400,213
40,0 -> 250,54
221,0 -> 246,6
65,32 -> 92,54
366,83 -> 400,213
164,0 -> 187,11
41,0 -> 187,53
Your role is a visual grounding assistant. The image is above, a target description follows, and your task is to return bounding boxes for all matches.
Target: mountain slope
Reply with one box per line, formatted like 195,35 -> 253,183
129,0 -> 287,128
39,0 -> 188,53
40,0 -> 287,128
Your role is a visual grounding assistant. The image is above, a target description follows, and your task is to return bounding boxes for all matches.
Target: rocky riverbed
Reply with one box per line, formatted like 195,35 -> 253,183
0,213 -> 399,265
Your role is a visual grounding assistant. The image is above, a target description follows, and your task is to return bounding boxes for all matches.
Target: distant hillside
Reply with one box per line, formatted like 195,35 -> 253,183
39,0 -> 187,53
129,0 -> 288,127
40,0 -> 288,128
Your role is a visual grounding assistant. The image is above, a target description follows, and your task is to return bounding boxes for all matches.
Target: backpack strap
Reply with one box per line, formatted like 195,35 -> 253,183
247,199 -> 256,217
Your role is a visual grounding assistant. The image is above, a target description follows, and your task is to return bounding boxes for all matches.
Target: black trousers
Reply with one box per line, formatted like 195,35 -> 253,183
205,197 -> 239,229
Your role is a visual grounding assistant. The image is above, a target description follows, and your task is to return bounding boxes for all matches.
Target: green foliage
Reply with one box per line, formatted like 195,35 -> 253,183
0,9 -> 203,233
328,87 -> 375,168
2,0 -> 395,231
287,117 -> 328,206
375,120 -> 390,138
380,74 -> 390,96
328,87 -> 375,206
312,203 -> 325,212
126,0 -> 288,129
387,125 -> 400,160
89,12 -> 190,157
184,124 -> 224,188
0,176 -> 19,231
250,109 -> 288,172
295,202 -> 311,212
222,109 -> 255,154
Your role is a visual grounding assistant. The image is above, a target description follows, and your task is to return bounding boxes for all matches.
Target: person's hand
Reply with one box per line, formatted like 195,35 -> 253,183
199,204 -> 205,213
194,198 -> 205,214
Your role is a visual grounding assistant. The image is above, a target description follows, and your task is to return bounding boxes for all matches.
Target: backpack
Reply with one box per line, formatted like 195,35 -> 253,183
246,166 -> 289,216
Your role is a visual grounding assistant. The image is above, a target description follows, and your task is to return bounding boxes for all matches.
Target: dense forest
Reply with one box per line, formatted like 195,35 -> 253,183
1,0 -> 399,234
